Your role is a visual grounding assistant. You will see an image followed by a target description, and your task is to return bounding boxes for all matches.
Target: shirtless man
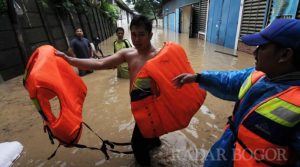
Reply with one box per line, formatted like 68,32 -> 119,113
57,15 -> 161,166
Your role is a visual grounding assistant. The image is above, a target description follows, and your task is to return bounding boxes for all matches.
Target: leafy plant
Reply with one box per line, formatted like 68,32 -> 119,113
126,0 -> 162,19
86,0 -> 101,8
0,0 -> 7,14
100,0 -> 119,22
39,0 -> 84,14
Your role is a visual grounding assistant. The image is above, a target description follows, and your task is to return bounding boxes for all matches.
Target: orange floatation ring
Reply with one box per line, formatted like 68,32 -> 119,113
23,45 -> 87,145
131,42 -> 206,138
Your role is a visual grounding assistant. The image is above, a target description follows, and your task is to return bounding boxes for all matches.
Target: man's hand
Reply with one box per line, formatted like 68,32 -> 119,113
173,73 -> 197,88
55,51 -> 69,61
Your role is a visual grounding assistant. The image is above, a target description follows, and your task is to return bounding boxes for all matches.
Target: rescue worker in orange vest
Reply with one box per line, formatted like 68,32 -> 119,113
174,19 -> 300,166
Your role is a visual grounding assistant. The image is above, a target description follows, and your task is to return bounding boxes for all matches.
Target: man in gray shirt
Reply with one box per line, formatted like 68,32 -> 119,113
68,28 -> 93,76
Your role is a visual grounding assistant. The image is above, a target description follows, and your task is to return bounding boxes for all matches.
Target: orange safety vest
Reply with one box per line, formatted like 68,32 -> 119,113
23,45 -> 87,146
233,71 -> 298,167
130,42 -> 206,138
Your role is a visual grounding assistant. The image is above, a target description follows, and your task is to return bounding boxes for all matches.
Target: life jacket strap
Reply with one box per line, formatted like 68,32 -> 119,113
82,122 -> 132,145
44,125 -> 54,144
82,122 -> 133,159
47,144 -> 61,160
47,122 -> 133,160
82,122 -> 104,142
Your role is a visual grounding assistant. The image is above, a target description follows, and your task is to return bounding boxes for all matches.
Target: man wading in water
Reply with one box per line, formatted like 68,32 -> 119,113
56,15 -> 161,166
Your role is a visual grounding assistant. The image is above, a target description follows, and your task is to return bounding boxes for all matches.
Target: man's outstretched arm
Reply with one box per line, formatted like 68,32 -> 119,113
56,49 -> 127,70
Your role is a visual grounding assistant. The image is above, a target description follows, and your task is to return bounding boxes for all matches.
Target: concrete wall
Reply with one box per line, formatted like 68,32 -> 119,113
181,5 -> 191,33
0,0 -> 116,81
163,0 -> 199,13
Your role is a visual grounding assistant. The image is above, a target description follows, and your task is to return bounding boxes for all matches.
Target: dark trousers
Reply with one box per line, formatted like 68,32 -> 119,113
78,69 -> 93,77
131,124 -> 161,166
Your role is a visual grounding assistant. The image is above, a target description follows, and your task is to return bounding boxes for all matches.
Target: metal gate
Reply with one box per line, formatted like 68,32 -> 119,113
199,0 -> 208,34
189,3 -> 200,38
240,0 -> 268,37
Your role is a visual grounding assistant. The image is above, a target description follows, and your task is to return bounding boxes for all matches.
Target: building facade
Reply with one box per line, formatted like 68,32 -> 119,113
162,0 -> 300,51
162,0 -> 209,38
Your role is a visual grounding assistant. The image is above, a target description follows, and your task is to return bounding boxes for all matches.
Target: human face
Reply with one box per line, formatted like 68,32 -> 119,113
75,28 -> 84,38
130,25 -> 152,50
253,42 -> 282,77
116,30 -> 124,40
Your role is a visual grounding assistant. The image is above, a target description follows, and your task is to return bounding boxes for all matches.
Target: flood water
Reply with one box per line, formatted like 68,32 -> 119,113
0,27 -> 254,167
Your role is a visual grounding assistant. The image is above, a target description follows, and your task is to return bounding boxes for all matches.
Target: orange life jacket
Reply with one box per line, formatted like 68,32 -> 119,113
233,71 -> 299,167
130,42 -> 206,138
23,45 -> 87,146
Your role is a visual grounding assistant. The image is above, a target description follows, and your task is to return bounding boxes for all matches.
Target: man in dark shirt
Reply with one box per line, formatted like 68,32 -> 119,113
68,28 -> 93,76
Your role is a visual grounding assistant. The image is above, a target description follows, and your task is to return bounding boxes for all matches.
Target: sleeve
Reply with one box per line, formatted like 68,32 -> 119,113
86,38 -> 91,48
90,42 -> 95,51
124,39 -> 132,47
113,41 -> 117,53
198,67 -> 255,101
70,39 -> 75,49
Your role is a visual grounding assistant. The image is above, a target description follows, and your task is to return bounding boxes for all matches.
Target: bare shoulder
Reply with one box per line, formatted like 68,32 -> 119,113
118,47 -> 137,58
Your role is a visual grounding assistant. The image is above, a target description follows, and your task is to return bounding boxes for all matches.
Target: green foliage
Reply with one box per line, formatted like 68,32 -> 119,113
0,0 -> 7,14
86,0 -> 101,8
100,1 -> 119,22
39,0 -> 76,13
72,0 -> 88,13
39,0 -> 117,21
134,0 -> 161,19
39,0 -> 92,14
126,0 -> 135,4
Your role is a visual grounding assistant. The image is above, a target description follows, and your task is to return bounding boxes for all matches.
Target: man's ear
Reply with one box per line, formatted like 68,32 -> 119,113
278,48 -> 294,63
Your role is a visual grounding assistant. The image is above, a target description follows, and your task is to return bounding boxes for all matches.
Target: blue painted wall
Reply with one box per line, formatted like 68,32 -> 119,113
175,8 -> 180,32
164,15 -> 168,30
163,0 -> 199,13
162,0 -> 199,31
207,0 -> 241,48
169,13 -> 176,31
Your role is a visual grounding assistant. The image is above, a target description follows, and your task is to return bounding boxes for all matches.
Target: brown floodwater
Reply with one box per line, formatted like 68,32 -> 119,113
0,27 -> 254,167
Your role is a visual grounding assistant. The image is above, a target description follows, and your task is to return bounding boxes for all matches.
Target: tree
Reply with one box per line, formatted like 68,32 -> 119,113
127,0 -> 161,26
0,0 -> 7,14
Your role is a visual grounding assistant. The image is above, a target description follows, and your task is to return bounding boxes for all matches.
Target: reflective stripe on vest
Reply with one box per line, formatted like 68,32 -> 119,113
238,71 -> 264,99
130,42 -> 206,138
256,97 -> 300,127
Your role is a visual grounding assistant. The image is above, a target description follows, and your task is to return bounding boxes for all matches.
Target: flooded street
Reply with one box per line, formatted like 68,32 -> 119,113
0,27 -> 254,167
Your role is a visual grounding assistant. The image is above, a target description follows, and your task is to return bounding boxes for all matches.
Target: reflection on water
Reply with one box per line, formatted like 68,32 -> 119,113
0,27 -> 254,167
